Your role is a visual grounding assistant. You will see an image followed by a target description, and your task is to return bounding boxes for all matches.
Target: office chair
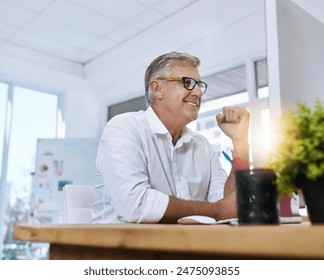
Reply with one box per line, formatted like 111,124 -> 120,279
62,184 -> 94,224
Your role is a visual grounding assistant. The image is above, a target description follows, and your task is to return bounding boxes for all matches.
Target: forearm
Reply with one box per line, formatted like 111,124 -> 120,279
223,139 -> 249,196
159,193 -> 237,223
232,138 -> 250,167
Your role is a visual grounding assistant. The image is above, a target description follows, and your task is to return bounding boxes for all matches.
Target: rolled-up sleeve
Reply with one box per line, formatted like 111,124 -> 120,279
97,116 -> 169,223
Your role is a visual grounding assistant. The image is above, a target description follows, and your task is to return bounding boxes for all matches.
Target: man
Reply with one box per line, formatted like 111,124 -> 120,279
91,52 -> 249,224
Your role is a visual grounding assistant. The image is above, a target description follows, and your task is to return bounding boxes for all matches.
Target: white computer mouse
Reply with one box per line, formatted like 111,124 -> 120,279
177,215 -> 216,225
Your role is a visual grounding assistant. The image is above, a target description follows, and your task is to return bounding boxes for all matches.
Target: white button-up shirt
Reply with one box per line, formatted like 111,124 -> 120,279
90,106 -> 227,224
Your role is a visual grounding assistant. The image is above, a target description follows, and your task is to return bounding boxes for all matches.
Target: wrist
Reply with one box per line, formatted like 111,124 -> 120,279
232,139 -> 250,166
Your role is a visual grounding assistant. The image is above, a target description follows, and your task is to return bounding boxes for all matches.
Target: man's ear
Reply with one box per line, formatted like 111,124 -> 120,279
150,80 -> 163,101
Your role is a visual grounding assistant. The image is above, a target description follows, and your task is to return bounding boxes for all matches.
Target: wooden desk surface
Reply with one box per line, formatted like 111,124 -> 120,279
13,222 -> 324,259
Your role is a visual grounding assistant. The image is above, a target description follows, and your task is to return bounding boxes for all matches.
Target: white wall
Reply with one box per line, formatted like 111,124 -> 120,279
0,44 -> 101,138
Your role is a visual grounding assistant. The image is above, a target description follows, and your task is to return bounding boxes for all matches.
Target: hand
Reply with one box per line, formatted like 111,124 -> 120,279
212,191 -> 237,220
216,107 -> 250,142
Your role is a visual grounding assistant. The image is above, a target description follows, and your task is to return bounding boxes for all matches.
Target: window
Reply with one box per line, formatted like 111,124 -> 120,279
261,109 -> 271,149
189,92 -> 249,174
256,59 -> 269,98
188,58 -> 269,172
0,83 -> 62,260
202,65 -> 247,102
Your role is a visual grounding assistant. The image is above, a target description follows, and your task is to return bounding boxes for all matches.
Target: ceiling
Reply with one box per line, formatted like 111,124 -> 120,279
0,0 -> 323,66
0,0 -> 323,104
0,0 -> 199,65
0,0 -> 272,68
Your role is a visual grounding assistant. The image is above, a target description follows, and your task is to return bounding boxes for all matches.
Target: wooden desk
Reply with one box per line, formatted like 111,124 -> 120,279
13,222 -> 324,260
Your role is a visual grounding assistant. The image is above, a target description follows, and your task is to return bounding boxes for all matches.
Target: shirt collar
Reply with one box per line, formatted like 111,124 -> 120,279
145,106 -> 169,134
145,106 -> 193,144
179,126 -> 193,144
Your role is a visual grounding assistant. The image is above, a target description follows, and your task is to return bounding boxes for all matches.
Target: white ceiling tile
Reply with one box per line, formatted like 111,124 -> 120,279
0,0 -> 268,72
105,24 -> 139,43
43,0 -> 121,36
153,0 -> 195,15
24,15 -> 98,48
84,38 -> 116,54
1,0 -> 53,13
134,0 -> 161,7
0,24 -> 17,40
0,1 -> 36,28
126,9 -> 165,30
71,0 -> 147,22
9,30 -> 79,60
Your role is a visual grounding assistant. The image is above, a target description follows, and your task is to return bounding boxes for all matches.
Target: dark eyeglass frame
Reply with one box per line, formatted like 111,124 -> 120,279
157,76 -> 208,94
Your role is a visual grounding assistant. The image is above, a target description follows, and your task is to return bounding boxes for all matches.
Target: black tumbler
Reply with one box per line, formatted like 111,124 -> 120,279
235,168 -> 279,225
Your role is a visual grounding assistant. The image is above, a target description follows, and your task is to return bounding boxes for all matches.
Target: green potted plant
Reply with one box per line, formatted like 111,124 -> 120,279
267,99 -> 324,223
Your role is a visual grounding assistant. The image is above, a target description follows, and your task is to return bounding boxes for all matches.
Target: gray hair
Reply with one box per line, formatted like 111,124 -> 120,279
144,52 -> 200,106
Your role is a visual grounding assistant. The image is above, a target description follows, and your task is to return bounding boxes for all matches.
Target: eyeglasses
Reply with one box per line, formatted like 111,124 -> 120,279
157,76 -> 208,94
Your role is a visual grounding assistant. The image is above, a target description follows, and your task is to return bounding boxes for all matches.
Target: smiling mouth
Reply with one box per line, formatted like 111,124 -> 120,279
185,101 -> 199,108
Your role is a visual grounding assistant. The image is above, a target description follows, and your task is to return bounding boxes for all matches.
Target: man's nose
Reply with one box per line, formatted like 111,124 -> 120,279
191,84 -> 203,97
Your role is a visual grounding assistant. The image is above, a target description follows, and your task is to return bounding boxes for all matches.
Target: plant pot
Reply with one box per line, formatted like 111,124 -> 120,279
296,173 -> 324,224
